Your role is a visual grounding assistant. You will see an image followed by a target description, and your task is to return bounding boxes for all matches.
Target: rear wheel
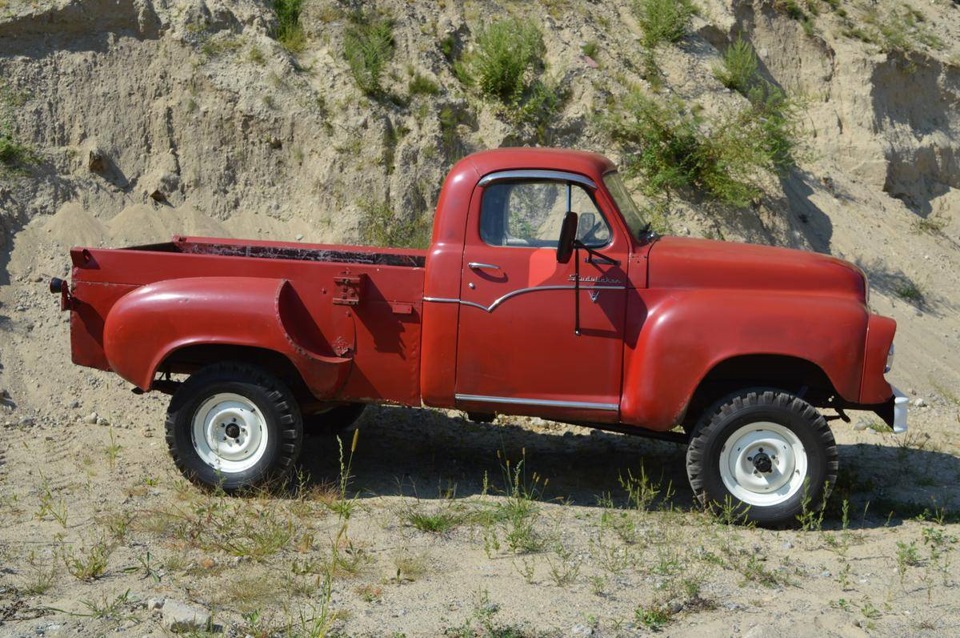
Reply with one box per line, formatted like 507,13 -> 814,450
165,363 -> 303,490
686,389 -> 837,527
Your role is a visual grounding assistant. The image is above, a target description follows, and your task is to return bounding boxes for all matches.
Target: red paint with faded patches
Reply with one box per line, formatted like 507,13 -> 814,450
61,148 -> 898,432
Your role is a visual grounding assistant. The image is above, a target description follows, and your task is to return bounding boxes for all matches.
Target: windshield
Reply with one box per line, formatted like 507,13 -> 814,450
603,172 -> 650,241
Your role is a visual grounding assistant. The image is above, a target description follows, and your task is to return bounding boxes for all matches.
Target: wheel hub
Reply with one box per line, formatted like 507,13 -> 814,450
191,393 -> 269,473
750,450 -> 773,473
718,422 -> 808,507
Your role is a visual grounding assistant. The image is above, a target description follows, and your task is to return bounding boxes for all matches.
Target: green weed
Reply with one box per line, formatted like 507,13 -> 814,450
775,0 -> 815,35
80,590 -> 136,620
455,17 -> 565,136
634,0 -> 695,48
0,123 -> 35,170
896,539 -> 921,585
845,5 -> 943,53
35,475 -> 68,528
408,72 -> 440,97
912,215 -> 946,235
713,37 -> 758,94
636,605 -> 671,631
22,551 -> 57,595
444,588 -> 534,637
607,89 -> 798,207
329,429 -> 361,519
895,280 -> 925,305
546,542 -> 580,587
456,17 -> 544,105
200,34 -> 242,57
62,539 -> 112,581
344,13 -> 395,97
619,464 -> 671,511
0,84 -> 35,171
439,105 -> 470,160
104,425 -> 122,470
404,504 -> 465,534
274,0 -> 306,53
474,450 -> 549,556
392,549 -> 429,582
331,524 -> 372,577
797,480 -> 830,532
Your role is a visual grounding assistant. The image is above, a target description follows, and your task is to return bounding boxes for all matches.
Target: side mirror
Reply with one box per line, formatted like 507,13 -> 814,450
557,211 -> 578,264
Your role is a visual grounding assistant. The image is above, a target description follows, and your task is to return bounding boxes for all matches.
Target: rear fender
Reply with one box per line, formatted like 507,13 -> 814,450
622,290 -> 868,430
103,277 -> 352,397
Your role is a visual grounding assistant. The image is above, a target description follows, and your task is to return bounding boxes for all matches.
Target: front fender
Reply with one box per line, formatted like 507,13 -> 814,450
621,289 -> 869,430
103,277 -> 352,397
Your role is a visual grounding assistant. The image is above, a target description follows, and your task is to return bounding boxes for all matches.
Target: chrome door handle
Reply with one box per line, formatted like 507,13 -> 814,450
468,262 -> 501,271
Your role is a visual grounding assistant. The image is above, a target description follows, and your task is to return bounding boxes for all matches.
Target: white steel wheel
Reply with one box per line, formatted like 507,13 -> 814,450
191,392 -> 269,473
686,389 -> 838,528
165,363 -> 303,491
717,421 -> 807,507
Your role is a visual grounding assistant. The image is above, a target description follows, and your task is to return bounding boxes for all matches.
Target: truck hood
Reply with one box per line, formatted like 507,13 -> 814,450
647,237 -> 867,302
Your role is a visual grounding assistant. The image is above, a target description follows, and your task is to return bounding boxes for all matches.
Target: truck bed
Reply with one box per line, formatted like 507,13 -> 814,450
68,236 -> 428,407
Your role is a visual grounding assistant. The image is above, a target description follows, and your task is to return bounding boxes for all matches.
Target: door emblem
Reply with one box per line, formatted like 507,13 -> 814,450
589,290 -> 601,303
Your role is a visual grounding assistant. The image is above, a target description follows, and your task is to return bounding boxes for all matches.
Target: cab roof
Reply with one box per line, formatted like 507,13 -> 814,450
457,148 -> 618,183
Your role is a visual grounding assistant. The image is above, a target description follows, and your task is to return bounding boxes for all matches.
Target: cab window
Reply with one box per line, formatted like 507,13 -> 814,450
480,181 -> 611,248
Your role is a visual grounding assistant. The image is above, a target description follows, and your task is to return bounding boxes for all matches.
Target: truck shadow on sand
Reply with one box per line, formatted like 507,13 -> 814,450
297,406 -> 960,529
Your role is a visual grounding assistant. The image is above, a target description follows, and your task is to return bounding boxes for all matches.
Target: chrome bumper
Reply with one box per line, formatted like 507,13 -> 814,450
891,386 -> 909,433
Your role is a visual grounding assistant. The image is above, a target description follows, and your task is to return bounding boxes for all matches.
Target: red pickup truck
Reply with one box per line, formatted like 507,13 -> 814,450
52,148 -> 907,526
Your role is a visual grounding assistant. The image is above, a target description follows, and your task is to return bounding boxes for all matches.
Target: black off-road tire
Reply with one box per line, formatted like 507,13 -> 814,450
165,362 -> 303,491
303,403 -> 367,437
686,389 -> 838,528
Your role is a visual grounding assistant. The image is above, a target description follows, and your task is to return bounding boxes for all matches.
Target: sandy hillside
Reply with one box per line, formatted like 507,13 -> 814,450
1,0 -> 960,636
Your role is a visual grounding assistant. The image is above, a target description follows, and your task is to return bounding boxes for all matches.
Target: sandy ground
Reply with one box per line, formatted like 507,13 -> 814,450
1,383 -> 959,637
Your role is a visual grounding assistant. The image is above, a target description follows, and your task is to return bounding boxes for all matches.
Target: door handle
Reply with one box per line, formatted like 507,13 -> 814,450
468,262 -> 501,271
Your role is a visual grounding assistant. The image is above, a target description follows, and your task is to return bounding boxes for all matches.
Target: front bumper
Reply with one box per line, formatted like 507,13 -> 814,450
875,386 -> 909,433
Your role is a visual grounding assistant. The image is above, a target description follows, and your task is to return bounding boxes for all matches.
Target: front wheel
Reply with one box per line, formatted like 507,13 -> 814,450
165,363 -> 303,490
686,390 -> 837,527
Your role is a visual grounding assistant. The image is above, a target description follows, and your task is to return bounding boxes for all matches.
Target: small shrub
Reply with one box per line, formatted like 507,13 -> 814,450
274,0 -> 306,53
404,502 -> 464,534
912,216 -> 945,235
606,85 -> 799,207
439,33 -> 456,61
606,92 -> 703,194
248,46 -> 266,64
408,72 -> 440,97
850,5 -> 943,54
439,105 -> 469,160
62,540 -> 112,581
457,17 -> 545,106
0,125 -> 35,170
456,18 -> 565,136
777,0 -> 806,21
343,14 -> 395,96
636,605 -> 672,631
895,280 -> 925,305
200,34 -> 241,57
634,0 -> 695,49
713,37 -> 759,94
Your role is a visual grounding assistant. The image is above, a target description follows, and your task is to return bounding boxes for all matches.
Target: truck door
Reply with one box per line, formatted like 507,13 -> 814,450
453,170 -> 628,423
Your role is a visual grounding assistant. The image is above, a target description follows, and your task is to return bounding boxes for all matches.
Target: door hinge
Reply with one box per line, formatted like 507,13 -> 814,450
333,272 -> 365,306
